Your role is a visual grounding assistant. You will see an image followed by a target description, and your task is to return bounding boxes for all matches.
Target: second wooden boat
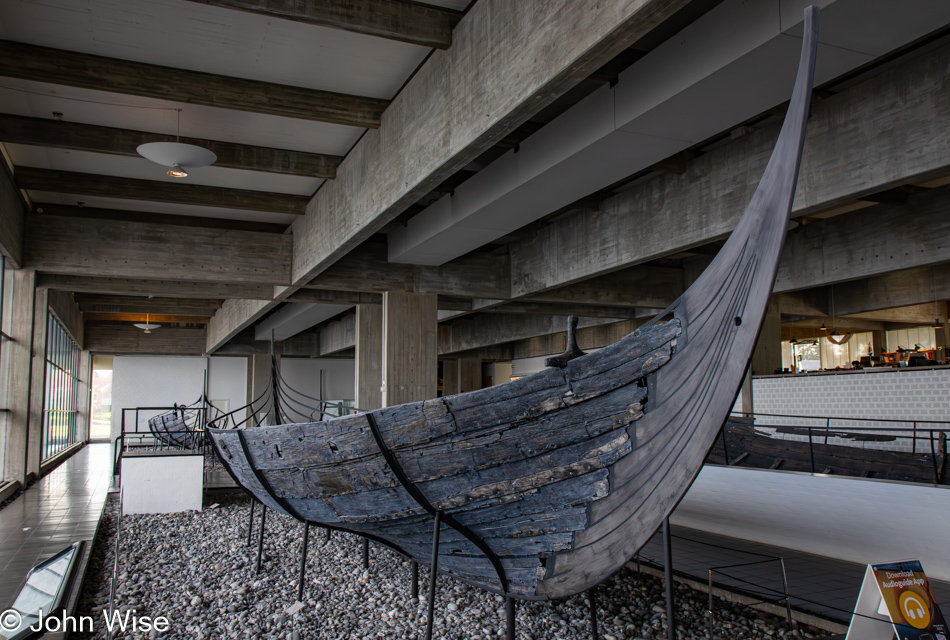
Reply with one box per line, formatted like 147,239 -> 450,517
209,6 -> 820,601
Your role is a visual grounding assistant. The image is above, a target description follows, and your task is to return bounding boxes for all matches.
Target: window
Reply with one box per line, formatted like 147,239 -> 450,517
42,314 -> 81,460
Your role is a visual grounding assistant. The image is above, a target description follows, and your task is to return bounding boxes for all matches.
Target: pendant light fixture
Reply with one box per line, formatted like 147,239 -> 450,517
789,335 -> 799,344
819,320 -> 827,331
133,314 -> 161,334
137,109 -> 216,178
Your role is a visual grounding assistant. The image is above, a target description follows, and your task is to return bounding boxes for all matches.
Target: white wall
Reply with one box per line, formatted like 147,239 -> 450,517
112,356 -> 247,440
208,356 -> 247,415
279,358 -> 355,417
751,368 -> 950,452
674,466 -> 950,581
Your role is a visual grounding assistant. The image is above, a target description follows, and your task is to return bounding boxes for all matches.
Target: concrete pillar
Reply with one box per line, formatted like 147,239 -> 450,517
751,309 -> 782,376
739,368 -> 754,417
76,350 -> 93,443
1,269 -> 36,484
26,287 -> 49,477
871,330 -> 887,357
355,304 -> 383,411
458,355 -> 481,393
441,359 -> 459,397
382,292 -> 437,407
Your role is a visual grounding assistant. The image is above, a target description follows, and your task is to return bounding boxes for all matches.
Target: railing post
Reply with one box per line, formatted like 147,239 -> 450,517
707,570 -> 715,640
721,427 -> 730,466
780,559 -> 793,629
913,421 -> 918,454
930,429 -> 940,484
808,427 -> 815,473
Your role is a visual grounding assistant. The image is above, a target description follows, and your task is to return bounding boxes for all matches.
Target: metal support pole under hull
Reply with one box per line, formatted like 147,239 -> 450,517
663,518 -> 676,640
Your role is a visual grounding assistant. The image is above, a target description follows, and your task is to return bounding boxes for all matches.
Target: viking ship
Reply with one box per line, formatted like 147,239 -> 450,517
148,401 -> 203,449
208,7 -> 819,602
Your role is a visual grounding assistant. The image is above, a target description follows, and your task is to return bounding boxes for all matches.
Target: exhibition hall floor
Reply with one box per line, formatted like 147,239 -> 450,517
0,444 -> 111,607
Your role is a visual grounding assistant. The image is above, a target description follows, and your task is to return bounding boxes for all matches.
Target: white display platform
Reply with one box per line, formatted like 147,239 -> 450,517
121,453 -> 204,514
673,466 -> 950,581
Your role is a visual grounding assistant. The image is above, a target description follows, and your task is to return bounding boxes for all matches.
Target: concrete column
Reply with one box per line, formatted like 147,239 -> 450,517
382,292 -> 437,407
76,350 -> 92,443
441,359 -> 459,397
458,355 -> 481,393
751,309 -> 782,376
739,368 -> 753,416
26,287 -> 49,478
355,304 -> 383,411
871,330 -> 887,356
1,269 -> 36,484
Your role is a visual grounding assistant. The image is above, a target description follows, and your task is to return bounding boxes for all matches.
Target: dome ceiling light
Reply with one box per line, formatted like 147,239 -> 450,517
133,314 -> 161,334
137,109 -> 216,178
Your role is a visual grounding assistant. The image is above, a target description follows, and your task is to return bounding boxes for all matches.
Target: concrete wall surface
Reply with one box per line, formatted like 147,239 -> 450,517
673,465 -> 950,581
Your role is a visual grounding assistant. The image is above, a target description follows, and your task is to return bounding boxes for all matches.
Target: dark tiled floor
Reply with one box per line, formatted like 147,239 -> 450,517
638,525 -> 950,623
0,443 -> 111,608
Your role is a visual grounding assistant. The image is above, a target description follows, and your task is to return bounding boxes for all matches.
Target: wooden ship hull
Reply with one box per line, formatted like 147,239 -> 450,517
148,410 -> 200,449
208,8 -> 820,601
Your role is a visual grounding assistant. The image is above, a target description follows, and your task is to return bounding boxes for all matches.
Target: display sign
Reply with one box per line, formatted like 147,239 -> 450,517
846,561 -> 948,640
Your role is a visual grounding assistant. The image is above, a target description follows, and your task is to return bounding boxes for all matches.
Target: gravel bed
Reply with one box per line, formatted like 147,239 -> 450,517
75,493 -> 833,640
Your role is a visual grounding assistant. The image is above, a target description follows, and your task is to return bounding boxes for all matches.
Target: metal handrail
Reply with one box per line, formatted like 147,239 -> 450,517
720,411 -> 948,483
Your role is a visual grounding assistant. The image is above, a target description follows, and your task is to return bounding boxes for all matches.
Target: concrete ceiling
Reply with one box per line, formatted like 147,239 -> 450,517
0,0 -> 471,335
0,0 -> 443,226
388,0 -> 950,265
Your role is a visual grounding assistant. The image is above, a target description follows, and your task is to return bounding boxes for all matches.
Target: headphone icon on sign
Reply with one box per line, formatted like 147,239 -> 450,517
899,591 -> 932,630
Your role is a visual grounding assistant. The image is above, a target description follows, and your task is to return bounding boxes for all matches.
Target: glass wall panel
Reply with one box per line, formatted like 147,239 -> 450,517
42,314 -> 81,460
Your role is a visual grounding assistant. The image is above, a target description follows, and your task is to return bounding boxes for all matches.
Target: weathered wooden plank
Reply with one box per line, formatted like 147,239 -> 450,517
184,0 -> 462,49
25,214 -> 291,285
17,167 -> 310,215
0,40 -> 389,128
0,114 -> 341,178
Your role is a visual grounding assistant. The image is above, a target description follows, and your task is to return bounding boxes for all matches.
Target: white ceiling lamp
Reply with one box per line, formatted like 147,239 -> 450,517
137,109 -> 216,178
133,314 -> 161,334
